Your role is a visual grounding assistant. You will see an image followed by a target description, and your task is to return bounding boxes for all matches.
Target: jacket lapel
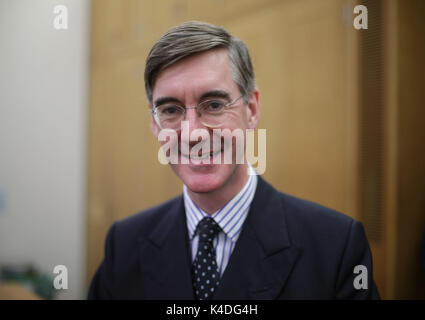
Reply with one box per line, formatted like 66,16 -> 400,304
214,177 -> 302,299
138,197 -> 195,299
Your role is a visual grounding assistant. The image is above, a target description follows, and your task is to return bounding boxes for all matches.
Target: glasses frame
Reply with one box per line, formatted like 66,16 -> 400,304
151,94 -> 244,129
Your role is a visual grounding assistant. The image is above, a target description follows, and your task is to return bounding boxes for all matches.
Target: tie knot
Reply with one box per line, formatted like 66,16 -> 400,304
196,217 -> 221,243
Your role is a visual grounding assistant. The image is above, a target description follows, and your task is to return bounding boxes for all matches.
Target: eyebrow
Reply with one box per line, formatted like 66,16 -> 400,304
154,96 -> 181,107
199,90 -> 230,101
154,90 -> 231,107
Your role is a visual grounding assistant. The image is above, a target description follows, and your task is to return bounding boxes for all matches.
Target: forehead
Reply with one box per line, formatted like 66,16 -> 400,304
152,48 -> 239,101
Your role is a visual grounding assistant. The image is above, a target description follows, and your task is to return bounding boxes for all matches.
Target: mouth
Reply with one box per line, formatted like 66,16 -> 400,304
180,149 -> 222,161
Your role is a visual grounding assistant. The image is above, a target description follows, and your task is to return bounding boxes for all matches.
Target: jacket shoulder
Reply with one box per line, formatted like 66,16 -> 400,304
111,195 -> 183,242
280,192 -> 356,233
279,191 -> 360,252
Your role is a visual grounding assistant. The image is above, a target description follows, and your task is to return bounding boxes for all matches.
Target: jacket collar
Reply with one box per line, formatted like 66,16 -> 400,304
214,176 -> 302,299
138,196 -> 195,299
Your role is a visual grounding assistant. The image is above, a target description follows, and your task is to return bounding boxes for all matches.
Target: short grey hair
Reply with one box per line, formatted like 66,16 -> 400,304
144,21 -> 256,105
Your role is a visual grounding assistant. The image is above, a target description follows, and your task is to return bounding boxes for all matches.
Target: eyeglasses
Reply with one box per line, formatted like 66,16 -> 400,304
151,95 -> 244,129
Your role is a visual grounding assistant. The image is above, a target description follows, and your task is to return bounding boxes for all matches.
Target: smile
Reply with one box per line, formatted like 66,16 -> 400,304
181,149 -> 222,161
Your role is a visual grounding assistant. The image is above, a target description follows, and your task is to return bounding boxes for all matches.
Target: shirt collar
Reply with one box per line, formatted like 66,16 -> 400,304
183,165 -> 258,243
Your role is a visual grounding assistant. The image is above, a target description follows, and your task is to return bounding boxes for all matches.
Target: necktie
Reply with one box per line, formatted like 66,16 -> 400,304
192,217 -> 221,300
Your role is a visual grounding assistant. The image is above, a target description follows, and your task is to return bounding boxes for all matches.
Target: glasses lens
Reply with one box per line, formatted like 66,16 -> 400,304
155,98 -> 235,129
199,99 -> 227,128
156,105 -> 184,129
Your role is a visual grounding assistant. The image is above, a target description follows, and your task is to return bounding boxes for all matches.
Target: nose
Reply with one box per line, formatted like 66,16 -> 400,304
184,107 -> 204,132
181,107 -> 211,151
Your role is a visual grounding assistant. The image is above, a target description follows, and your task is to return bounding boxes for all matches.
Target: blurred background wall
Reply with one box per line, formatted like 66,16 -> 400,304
0,0 -> 424,300
0,0 -> 90,299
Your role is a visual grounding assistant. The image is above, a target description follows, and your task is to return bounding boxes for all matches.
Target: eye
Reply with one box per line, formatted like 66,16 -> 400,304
158,105 -> 182,116
203,100 -> 225,112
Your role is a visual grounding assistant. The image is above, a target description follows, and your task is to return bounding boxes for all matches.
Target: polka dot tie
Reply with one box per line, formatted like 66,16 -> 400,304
192,217 -> 221,300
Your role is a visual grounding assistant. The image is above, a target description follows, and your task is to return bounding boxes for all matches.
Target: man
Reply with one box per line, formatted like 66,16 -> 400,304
88,21 -> 380,299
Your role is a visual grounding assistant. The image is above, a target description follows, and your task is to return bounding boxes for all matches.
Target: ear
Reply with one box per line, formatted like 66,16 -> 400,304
245,89 -> 260,129
149,103 -> 160,138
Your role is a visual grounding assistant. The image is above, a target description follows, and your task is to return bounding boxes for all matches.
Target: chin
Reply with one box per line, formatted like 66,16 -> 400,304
171,163 -> 234,194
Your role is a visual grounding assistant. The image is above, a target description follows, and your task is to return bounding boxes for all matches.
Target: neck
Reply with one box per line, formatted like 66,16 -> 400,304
187,163 -> 249,214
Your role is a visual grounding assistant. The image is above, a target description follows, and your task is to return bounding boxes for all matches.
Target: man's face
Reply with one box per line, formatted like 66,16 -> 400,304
150,48 -> 259,194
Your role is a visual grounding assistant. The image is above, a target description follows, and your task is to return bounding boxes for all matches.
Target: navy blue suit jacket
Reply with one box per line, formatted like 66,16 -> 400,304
88,177 -> 380,299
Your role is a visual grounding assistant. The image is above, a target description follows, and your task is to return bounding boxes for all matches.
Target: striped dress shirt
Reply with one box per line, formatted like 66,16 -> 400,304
183,166 -> 258,277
